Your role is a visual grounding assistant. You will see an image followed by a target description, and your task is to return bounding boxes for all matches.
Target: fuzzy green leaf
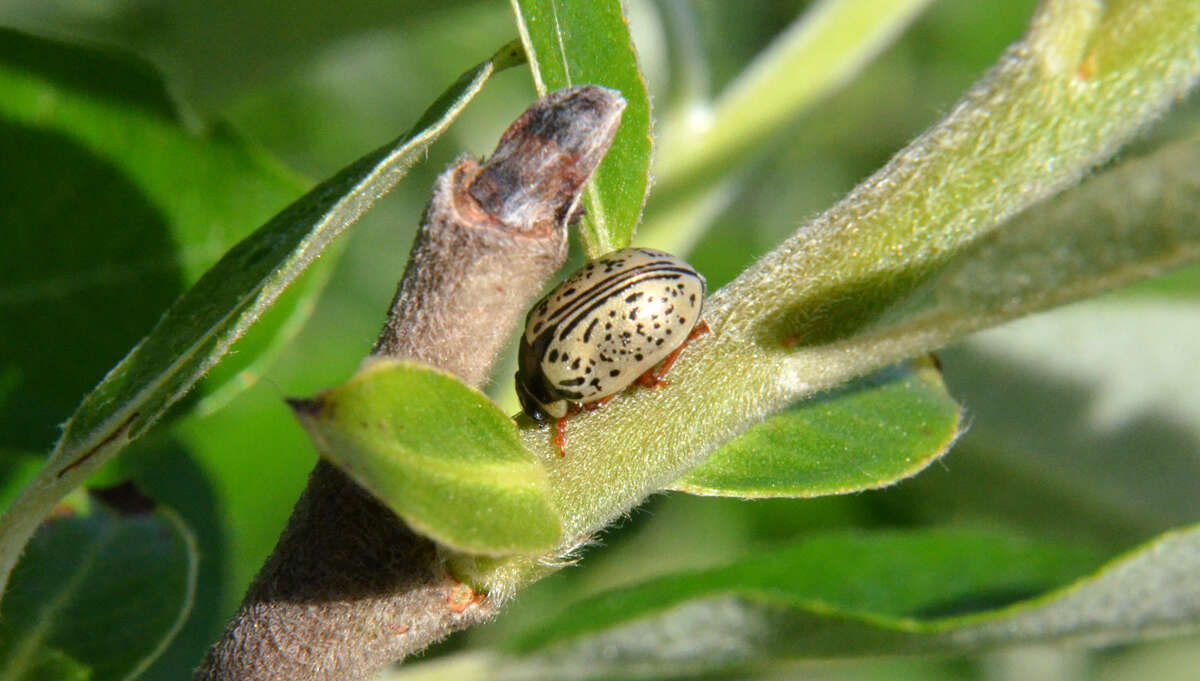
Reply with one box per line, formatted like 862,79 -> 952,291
0,498 -> 197,681
293,359 -> 560,555
402,528 -> 1123,680
859,137 -> 1200,364
503,528 -> 1103,658
459,526 -> 1200,678
432,525 -> 1200,677
671,357 -> 961,498
511,0 -> 652,255
0,40 -> 523,591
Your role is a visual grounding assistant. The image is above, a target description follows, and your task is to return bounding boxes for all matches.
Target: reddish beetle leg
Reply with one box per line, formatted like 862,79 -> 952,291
553,395 -> 615,457
553,418 -> 568,457
637,318 -> 711,389
583,394 -> 616,412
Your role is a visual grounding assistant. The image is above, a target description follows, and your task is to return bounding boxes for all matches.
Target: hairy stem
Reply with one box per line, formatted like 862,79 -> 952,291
194,86 -> 624,681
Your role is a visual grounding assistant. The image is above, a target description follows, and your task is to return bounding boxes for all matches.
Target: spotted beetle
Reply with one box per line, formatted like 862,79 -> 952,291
516,248 -> 707,451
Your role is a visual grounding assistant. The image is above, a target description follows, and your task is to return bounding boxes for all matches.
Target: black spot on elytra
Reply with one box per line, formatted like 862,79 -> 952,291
625,291 -> 643,303
562,376 -> 585,386
583,318 -> 599,342
571,358 -> 581,370
609,369 -> 620,377
548,349 -> 559,362
634,353 -> 643,361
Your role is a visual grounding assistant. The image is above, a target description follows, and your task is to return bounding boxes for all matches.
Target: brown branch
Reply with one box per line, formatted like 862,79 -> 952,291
195,85 -> 625,681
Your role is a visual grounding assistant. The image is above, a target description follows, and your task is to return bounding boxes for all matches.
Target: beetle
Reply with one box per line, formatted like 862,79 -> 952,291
515,247 -> 708,451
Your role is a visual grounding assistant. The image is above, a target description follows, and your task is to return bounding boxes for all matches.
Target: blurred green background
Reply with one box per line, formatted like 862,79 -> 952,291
2,0 -> 1198,679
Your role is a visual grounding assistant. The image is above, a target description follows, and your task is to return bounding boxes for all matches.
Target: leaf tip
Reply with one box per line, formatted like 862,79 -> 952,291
492,38 -> 529,71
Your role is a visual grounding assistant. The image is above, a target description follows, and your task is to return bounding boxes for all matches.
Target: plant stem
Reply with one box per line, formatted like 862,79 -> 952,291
194,86 -> 625,681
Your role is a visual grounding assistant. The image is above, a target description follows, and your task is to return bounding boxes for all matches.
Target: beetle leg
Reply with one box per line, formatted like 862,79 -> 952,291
550,397 -> 612,457
638,318 -> 711,388
553,418 -> 568,457
636,364 -> 670,389
583,394 -> 615,411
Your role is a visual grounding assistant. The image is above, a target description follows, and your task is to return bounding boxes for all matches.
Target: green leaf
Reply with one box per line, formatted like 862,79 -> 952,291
462,526 -> 1200,678
830,134 -> 1200,389
671,357 -> 961,498
0,39 -> 523,592
0,27 -> 311,455
292,359 -> 560,555
0,495 -> 197,681
504,529 -> 1099,655
512,0 -> 652,255
397,529 -> 1102,680
192,249 -> 341,417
